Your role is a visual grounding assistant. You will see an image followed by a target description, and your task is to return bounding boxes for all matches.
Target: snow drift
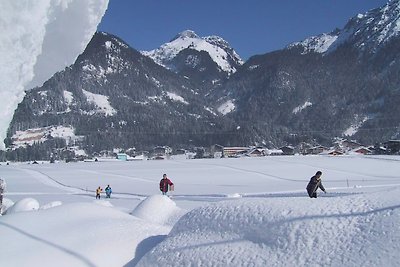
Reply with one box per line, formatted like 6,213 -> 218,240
6,197 -> 40,214
131,195 -> 185,226
1,156 -> 400,266
0,200 -> 171,267
138,190 -> 400,266
0,0 -> 109,149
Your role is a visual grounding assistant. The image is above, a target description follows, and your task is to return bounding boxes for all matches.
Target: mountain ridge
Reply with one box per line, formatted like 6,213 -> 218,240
5,0 -> 400,160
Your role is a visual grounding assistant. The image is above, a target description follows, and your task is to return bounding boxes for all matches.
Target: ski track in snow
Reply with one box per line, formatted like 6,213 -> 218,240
9,159 -> 400,204
267,156 -> 400,181
13,167 -> 146,200
172,159 -> 302,182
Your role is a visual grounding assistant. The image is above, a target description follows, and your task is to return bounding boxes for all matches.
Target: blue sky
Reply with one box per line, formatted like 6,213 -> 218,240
98,0 -> 388,60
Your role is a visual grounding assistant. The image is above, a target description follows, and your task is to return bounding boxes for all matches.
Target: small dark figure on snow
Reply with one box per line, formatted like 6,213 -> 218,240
159,174 -> 174,195
105,185 -> 112,198
0,178 -> 6,210
306,171 -> 326,198
96,186 -> 102,199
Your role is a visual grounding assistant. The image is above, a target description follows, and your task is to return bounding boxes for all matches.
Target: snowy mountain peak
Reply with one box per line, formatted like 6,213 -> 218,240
170,30 -> 200,42
287,30 -> 340,54
289,0 -> 400,54
142,30 -> 243,74
331,0 -> 400,53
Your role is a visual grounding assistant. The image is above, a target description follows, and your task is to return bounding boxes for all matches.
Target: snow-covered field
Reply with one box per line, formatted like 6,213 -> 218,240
1,155 -> 399,266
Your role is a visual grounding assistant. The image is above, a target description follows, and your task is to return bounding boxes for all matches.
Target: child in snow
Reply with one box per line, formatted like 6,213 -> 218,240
306,171 -> 326,198
105,185 -> 112,198
96,186 -> 102,199
159,174 -> 174,195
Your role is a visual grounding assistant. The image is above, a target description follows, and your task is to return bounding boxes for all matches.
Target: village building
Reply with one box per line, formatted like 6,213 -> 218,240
246,148 -> 265,157
327,149 -> 344,156
352,147 -> 372,155
341,140 -> 363,150
210,144 -> 224,158
279,146 -> 295,155
116,153 -> 128,161
383,140 -> 400,154
265,148 -> 284,156
153,146 -> 172,157
307,145 -> 328,155
223,147 -> 249,157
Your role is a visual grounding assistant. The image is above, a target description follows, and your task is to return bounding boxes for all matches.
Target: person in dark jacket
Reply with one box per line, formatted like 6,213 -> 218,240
306,171 -> 326,198
105,185 -> 112,198
159,174 -> 174,195
0,178 -> 6,209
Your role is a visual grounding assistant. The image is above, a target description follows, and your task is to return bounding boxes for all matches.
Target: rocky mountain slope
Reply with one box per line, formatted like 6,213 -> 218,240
7,32 -> 239,154
6,0 -> 400,158
214,0 -> 400,145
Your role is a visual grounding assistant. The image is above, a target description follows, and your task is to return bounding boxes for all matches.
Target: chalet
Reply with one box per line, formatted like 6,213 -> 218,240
116,153 -> 128,161
194,147 -> 207,159
223,147 -> 249,157
125,147 -> 136,156
153,146 -> 172,156
279,146 -> 295,155
327,149 -> 343,156
341,140 -> 362,150
247,148 -> 265,157
210,144 -> 224,158
175,149 -> 187,155
370,145 -> 387,155
265,149 -> 283,156
352,147 -> 372,155
383,140 -> 400,154
307,145 -> 328,155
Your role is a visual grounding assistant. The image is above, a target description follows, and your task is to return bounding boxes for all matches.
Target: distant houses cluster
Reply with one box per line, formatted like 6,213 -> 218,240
104,139 -> 400,162
17,138 -> 400,164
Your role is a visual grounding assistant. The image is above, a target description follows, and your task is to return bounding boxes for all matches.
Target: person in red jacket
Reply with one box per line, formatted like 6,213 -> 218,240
159,174 -> 174,195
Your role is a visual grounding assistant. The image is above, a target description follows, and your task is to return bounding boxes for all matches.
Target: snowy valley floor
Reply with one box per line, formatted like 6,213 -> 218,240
0,155 -> 400,266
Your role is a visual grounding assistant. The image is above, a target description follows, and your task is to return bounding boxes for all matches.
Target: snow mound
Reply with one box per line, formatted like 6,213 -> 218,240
137,191 -> 400,267
6,198 -> 40,214
131,195 -> 185,226
0,202 -> 170,267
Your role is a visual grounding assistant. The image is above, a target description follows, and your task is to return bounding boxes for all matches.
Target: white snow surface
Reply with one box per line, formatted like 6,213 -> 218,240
1,155 -> 400,266
217,100 -> 236,115
166,92 -> 189,105
293,101 -> 313,114
82,89 -> 117,116
11,125 -> 81,148
0,0 -> 109,149
343,116 -> 370,136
